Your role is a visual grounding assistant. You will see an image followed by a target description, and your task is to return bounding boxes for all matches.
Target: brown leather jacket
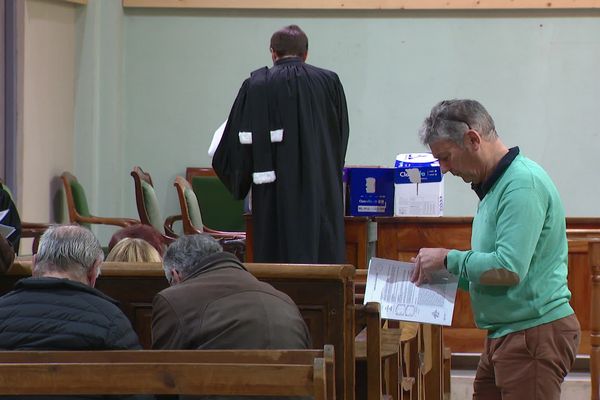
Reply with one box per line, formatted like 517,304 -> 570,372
151,252 -> 311,351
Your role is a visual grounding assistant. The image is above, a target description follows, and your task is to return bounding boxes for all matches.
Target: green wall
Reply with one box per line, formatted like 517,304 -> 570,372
75,2 -> 600,234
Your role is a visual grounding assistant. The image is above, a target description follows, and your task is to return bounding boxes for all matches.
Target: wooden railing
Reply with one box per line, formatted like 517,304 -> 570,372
375,217 -> 600,355
589,239 -> 600,400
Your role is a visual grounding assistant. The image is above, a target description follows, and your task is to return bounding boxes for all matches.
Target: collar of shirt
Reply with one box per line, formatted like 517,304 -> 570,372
471,146 -> 520,200
274,56 -> 304,66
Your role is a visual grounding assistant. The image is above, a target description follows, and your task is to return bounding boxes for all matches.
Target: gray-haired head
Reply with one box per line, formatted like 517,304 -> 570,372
418,99 -> 498,147
162,234 -> 223,283
33,225 -> 103,280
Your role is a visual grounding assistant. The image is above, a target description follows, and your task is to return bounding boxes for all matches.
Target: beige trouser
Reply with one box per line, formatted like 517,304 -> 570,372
473,314 -> 581,400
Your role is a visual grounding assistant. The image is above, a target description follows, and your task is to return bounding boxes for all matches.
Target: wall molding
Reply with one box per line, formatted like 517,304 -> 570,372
122,0 -> 600,10
62,0 -> 87,5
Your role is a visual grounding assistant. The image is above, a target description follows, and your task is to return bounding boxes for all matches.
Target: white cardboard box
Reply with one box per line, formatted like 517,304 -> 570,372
394,153 -> 444,216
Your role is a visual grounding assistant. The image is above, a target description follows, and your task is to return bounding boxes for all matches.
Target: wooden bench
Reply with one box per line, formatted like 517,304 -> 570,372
0,347 -> 333,399
3,261 -> 356,400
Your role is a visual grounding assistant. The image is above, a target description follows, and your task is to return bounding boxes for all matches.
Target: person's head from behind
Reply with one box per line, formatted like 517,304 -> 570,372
162,234 -> 223,286
106,238 -> 162,263
418,99 -> 498,184
270,24 -> 308,62
108,224 -> 165,256
33,225 -> 103,287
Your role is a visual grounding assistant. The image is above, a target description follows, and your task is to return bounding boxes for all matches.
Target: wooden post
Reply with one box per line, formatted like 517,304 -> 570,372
590,239 -> 600,400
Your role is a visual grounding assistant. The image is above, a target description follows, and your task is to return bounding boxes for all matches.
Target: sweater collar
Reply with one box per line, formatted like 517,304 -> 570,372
183,252 -> 246,282
471,146 -> 520,200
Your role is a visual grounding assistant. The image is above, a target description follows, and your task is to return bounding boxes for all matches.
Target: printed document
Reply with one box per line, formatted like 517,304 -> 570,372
364,257 -> 458,326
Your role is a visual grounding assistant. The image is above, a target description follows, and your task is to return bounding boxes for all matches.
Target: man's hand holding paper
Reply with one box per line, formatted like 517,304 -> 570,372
364,257 -> 458,326
410,247 -> 451,286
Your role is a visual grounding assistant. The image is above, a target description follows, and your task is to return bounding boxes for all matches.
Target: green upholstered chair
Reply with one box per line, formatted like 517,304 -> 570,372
185,167 -> 245,232
130,166 -> 181,243
0,179 -> 50,254
174,176 -> 245,260
61,172 -> 139,230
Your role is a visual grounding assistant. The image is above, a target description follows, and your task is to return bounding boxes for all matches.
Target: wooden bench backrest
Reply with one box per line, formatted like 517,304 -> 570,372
4,261 -> 353,400
245,263 -> 355,400
0,349 -> 329,398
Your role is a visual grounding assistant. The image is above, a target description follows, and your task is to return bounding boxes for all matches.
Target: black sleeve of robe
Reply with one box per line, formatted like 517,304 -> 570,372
0,188 -> 21,253
212,79 -> 254,200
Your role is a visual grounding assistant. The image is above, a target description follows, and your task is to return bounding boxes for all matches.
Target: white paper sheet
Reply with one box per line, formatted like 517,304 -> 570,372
0,209 -> 15,239
363,257 -> 458,326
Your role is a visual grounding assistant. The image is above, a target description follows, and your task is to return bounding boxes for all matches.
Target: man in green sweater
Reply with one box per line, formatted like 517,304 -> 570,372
410,99 -> 580,399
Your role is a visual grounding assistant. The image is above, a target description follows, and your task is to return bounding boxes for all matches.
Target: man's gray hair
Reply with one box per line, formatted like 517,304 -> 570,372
33,225 -> 103,278
162,234 -> 223,282
418,99 -> 498,146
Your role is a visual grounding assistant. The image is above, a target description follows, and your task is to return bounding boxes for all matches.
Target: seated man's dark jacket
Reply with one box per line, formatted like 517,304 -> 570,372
0,277 -> 142,400
152,252 -> 311,350
152,252 -> 311,400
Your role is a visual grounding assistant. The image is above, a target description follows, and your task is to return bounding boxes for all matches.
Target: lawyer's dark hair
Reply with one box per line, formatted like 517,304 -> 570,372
270,25 -> 308,58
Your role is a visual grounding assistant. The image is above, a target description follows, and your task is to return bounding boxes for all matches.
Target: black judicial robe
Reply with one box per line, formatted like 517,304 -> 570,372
213,57 -> 349,263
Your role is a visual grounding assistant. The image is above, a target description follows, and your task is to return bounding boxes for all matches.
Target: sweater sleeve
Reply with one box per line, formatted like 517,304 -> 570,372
447,186 -> 547,286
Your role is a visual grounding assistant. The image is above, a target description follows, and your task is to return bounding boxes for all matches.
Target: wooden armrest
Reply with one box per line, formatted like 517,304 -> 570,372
20,222 -> 51,237
77,215 -> 140,228
164,214 -> 182,238
204,226 -> 246,239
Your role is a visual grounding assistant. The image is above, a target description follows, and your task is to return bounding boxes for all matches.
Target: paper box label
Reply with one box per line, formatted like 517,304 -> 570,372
346,168 -> 394,217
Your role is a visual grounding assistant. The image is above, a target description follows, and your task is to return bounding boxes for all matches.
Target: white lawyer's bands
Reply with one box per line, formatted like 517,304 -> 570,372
238,129 -> 284,144
253,171 -> 276,184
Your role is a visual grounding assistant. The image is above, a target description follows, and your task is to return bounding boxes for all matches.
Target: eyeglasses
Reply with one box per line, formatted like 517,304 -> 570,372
433,117 -> 472,131
441,118 -> 473,130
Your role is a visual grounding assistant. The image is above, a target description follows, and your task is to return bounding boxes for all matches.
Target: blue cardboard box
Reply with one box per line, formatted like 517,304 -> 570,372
346,167 -> 395,217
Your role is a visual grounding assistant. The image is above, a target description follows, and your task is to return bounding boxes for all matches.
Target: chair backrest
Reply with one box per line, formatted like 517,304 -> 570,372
131,167 -> 165,234
174,176 -> 205,235
186,167 -> 245,232
60,172 -> 92,228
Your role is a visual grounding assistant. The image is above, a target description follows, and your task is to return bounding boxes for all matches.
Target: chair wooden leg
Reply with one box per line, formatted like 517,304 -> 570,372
387,351 -> 400,400
443,346 -> 451,400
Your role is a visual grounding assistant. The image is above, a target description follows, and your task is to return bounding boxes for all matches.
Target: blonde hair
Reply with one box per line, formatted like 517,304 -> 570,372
106,238 -> 162,263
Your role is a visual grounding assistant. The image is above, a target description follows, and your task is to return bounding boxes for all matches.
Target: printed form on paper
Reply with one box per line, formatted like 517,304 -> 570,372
364,257 -> 459,326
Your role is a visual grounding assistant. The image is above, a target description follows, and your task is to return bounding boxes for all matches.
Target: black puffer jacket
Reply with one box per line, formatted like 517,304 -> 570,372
0,277 -> 144,400
0,277 -> 141,350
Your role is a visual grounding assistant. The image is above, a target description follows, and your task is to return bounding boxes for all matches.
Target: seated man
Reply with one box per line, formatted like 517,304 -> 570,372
152,233 -> 310,351
0,225 -> 141,350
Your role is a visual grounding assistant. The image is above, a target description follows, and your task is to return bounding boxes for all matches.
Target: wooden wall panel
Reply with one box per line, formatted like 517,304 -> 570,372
375,216 -> 600,355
